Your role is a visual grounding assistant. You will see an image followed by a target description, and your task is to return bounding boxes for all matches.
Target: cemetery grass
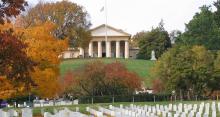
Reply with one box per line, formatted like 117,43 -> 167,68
60,58 -> 155,87
6,100 -> 219,116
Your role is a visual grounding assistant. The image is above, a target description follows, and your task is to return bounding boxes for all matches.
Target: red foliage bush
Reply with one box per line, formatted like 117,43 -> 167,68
62,61 -> 142,97
152,79 -> 164,93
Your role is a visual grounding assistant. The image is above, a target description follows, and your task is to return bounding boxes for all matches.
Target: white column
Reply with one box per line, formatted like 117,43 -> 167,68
116,41 -> 120,58
125,41 -> 129,59
79,47 -> 84,57
98,41 -> 102,58
89,42 -> 93,57
106,41 -> 111,58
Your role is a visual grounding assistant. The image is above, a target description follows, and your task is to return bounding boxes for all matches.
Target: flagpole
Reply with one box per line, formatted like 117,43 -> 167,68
104,0 -> 108,57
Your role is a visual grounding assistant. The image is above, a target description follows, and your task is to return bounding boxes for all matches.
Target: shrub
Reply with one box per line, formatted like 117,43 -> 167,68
62,61 -> 142,97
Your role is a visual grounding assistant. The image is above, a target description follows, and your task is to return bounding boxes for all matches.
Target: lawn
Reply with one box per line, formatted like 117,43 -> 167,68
60,58 -> 155,87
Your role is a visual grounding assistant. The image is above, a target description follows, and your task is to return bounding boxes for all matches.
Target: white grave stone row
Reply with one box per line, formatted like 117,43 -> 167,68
84,102 -> 220,117
34,100 -> 78,107
44,108 -> 87,117
1,101 -> 220,117
0,108 -> 32,117
86,107 -> 104,117
99,106 -> 119,116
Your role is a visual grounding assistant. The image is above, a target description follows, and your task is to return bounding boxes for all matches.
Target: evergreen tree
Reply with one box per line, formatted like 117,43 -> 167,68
137,20 -> 171,59
177,6 -> 220,50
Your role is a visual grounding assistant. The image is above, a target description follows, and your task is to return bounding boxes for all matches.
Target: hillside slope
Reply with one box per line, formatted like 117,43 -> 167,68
60,58 -> 155,87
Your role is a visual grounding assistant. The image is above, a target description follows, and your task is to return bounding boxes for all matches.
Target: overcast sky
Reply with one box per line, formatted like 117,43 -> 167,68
27,0 -> 215,35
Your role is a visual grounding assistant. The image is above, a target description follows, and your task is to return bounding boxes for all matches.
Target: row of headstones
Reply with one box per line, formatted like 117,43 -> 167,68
0,108 -> 32,117
86,105 -> 162,117
127,103 -> 218,117
4,102 -> 30,108
34,100 -> 78,107
44,108 -> 88,117
125,102 -> 219,117
85,102 -> 219,117
125,104 -> 217,117
126,102 -> 220,113
0,102 -> 219,117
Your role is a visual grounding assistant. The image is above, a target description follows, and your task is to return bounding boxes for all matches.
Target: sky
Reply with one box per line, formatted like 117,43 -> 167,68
28,0 -> 215,35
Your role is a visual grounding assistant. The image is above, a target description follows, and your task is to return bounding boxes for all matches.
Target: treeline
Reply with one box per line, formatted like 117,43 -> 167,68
152,45 -> 220,98
150,1 -> 220,97
132,1 -> 220,60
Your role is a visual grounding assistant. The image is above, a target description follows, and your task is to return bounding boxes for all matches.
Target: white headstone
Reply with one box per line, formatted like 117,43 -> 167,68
212,111 -> 216,117
181,112 -> 186,117
203,113 -> 208,117
44,112 -> 52,117
3,112 -> 8,117
22,108 -> 32,117
168,112 -> 172,117
188,111 -> 194,117
173,105 -> 177,111
0,109 -> 6,117
86,107 -> 90,112
169,104 -> 172,111
8,109 -> 18,117
120,104 -> 123,109
174,113 -> 179,117
76,107 -> 79,112
24,102 -> 27,107
196,112 -> 201,117
162,111 -> 166,117
53,108 -> 58,114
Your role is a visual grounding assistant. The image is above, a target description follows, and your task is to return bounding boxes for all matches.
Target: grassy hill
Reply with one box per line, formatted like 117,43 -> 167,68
60,58 -> 155,87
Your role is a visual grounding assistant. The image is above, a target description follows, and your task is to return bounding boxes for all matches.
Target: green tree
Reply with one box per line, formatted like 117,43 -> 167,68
169,30 -> 181,44
137,20 -> 171,59
214,0 -> 220,28
177,5 -> 220,50
152,45 -> 214,97
20,1 -> 91,49
209,51 -> 220,93
130,31 -> 146,48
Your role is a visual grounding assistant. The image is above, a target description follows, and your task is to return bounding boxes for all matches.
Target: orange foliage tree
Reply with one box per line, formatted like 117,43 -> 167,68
21,22 -> 68,98
0,25 -> 35,99
0,22 -> 68,98
0,77 -> 15,99
19,0 -> 91,49
0,0 -> 68,99
0,0 -> 34,99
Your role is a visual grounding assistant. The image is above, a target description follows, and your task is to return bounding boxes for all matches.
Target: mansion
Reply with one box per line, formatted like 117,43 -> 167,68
62,24 -> 139,59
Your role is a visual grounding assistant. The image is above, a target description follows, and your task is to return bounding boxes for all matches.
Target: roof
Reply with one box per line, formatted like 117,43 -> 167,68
90,24 -> 131,37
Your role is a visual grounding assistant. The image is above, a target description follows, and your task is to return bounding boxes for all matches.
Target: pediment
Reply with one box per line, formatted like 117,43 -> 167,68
90,24 -> 131,37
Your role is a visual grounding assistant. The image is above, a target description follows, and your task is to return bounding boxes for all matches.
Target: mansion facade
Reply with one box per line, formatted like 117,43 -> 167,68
62,24 -> 138,59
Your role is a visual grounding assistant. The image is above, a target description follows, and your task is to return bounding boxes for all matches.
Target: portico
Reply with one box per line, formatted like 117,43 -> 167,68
83,24 -> 131,59
87,40 -> 129,58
